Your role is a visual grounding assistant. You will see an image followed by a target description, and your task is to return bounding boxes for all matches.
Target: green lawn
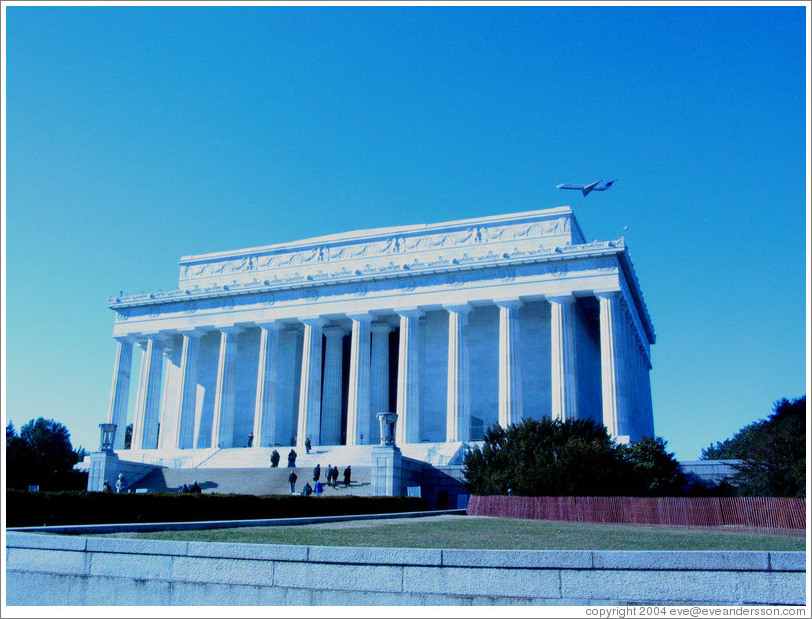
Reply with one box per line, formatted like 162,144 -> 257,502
99,515 -> 806,551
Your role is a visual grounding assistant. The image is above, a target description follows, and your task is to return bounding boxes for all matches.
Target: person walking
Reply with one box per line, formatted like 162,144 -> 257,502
325,464 -> 332,487
270,450 -> 280,468
304,437 -> 312,454
288,471 -> 298,493
288,449 -> 297,467
343,465 -> 352,488
331,465 -> 339,487
313,463 -> 321,483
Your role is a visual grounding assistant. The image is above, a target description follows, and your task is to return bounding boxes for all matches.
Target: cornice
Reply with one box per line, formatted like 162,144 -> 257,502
616,244 -> 656,344
108,239 -> 622,310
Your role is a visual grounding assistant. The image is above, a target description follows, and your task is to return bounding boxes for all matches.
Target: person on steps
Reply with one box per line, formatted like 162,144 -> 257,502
343,465 -> 352,488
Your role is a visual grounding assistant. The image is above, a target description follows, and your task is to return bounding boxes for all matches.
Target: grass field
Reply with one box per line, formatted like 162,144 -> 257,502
99,515 -> 806,551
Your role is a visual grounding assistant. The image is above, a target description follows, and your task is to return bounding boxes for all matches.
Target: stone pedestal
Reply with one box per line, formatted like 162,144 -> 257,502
87,450 -> 120,492
371,445 -> 403,497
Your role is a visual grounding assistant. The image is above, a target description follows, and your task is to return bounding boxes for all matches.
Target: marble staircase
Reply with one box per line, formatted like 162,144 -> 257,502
135,465 -> 372,496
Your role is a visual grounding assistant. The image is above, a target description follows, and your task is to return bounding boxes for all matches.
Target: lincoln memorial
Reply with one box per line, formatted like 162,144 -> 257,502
98,206 -> 655,481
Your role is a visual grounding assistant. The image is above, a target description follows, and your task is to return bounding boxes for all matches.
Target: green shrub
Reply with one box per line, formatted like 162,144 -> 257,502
5,490 -> 427,527
464,418 -> 686,497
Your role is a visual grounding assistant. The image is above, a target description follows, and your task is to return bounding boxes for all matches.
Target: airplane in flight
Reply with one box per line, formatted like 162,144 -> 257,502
556,179 -> 616,196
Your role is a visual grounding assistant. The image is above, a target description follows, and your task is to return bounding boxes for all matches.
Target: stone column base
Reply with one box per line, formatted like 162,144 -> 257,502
371,445 -> 403,496
87,451 -> 121,492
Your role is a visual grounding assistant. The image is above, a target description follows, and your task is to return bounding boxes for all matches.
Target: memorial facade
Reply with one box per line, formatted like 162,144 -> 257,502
104,206 -> 655,460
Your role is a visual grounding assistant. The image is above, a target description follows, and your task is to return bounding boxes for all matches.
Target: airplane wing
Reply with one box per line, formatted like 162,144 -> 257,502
581,180 -> 602,196
556,179 -> 615,196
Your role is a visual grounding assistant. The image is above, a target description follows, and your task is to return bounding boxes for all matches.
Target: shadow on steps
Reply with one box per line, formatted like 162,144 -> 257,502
135,466 -> 373,496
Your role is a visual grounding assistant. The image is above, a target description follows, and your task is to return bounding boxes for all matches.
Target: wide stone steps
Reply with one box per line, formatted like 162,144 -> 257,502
197,445 -> 377,469
95,442 -> 470,473
136,465 -> 372,496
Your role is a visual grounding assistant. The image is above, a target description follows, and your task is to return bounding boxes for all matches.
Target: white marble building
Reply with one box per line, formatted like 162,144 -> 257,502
104,206 -> 655,463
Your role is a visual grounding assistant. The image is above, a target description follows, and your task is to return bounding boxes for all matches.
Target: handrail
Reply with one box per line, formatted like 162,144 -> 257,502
192,448 -> 222,469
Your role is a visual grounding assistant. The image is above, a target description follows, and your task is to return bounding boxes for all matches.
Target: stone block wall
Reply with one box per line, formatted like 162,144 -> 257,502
6,532 -> 805,606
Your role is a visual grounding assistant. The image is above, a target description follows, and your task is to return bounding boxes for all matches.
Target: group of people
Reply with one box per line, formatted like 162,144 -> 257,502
102,473 -> 131,494
268,449 -> 300,468
180,481 -> 202,494
288,463 -> 352,495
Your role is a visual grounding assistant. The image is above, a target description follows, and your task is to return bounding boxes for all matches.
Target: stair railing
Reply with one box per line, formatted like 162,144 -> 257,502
192,447 -> 222,468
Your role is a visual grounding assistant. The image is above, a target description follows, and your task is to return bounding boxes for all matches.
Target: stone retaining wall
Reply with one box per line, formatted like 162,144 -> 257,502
5,531 -> 805,606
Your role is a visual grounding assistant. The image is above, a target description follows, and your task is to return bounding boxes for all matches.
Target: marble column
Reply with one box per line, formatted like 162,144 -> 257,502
395,309 -> 422,445
549,295 -> 579,422
641,352 -> 655,438
346,313 -> 372,445
132,335 -> 166,450
320,326 -> 345,445
628,329 -> 643,441
211,326 -> 242,448
617,307 -> 633,439
597,291 -> 624,438
107,337 -> 133,450
254,322 -> 281,448
446,304 -> 471,443
370,322 -> 393,416
175,331 -> 202,449
495,300 -> 523,429
297,317 -> 326,447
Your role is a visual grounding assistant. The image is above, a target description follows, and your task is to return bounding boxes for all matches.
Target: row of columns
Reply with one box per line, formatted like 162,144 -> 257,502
107,291 -> 650,451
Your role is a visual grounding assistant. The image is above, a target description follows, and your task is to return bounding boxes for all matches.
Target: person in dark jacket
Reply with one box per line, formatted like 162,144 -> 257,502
302,482 -> 313,496
287,449 -> 297,467
270,450 -> 280,468
288,471 -> 298,493
325,464 -> 332,487
343,466 -> 352,487
313,463 -> 321,482
304,437 -> 312,454
190,480 -> 202,494
331,465 -> 339,487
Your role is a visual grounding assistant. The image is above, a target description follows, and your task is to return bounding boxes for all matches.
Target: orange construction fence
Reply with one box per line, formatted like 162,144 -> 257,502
466,495 -> 806,530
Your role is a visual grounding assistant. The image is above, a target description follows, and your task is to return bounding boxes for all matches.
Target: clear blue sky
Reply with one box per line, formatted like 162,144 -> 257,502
4,4 -> 809,461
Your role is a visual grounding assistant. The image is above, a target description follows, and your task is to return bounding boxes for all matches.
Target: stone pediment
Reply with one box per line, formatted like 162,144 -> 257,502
176,207 -> 584,289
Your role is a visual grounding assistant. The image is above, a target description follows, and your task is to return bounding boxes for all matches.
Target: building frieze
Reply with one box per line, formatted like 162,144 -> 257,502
174,210 -> 580,289
109,239 -> 623,313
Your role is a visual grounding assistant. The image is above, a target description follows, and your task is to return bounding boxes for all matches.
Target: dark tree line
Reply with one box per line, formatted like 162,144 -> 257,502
702,396 -> 805,498
6,418 -> 88,491
464,418 -> 687,497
